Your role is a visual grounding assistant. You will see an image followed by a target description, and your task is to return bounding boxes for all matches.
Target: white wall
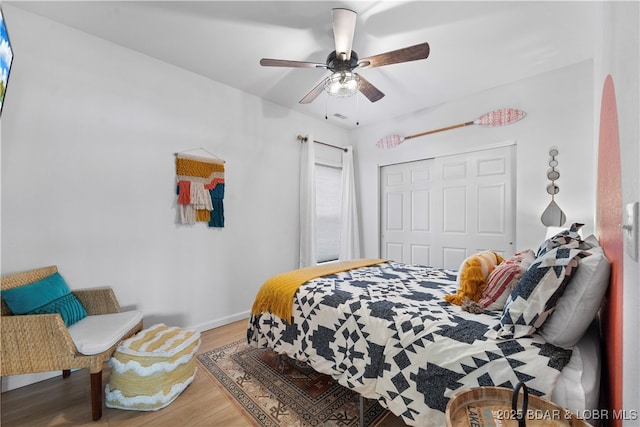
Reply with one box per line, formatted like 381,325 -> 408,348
351,60 -> 594,258
594,2 -> 640,423
0,5 -> 349,389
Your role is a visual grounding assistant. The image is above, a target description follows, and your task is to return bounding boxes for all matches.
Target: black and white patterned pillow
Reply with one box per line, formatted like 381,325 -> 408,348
536,222 -> 588,257
490,246 -> 587,339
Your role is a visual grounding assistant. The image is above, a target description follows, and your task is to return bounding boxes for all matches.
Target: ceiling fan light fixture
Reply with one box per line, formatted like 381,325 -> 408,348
259,8 -> 430,105
324,70 -> 360,97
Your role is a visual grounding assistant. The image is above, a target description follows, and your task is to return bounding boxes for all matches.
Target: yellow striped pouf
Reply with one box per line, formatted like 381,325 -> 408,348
105,323 -> 201,411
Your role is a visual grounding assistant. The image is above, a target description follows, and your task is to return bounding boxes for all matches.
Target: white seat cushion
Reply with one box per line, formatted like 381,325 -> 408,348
68,311 -> 143,355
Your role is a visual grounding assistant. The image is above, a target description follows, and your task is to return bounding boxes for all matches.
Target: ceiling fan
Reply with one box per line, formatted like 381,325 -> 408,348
259,8 -> 430,104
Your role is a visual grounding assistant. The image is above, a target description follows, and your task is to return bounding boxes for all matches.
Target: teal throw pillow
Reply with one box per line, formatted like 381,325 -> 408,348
1,272 -> 87,326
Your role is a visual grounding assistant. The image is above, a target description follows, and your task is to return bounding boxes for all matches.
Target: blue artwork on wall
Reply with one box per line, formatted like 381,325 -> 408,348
0,6 -> 13,116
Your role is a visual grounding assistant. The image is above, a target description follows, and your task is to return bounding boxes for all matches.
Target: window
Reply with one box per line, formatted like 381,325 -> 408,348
315,163 -> 342,263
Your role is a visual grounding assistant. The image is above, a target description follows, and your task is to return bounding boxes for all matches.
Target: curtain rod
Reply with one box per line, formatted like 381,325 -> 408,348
297,135 -> 348,152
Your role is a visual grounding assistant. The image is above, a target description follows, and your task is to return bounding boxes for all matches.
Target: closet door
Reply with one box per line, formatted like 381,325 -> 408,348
380,144 -> 516,269
380,158 -> 435,265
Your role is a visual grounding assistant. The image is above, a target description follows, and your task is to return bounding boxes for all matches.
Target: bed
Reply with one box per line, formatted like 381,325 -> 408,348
248,74 -> 624,427
247,230 -> 609,427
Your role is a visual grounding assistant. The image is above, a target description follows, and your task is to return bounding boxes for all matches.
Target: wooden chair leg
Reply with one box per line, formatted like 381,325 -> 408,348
62,369 -> 71,378
90,371 -> 103,421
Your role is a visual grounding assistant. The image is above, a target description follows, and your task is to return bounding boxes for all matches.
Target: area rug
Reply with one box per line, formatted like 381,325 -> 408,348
197,340 -> 388,426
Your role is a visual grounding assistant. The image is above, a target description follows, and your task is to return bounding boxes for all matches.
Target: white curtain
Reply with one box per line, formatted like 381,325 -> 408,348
299,135 -> 316,268
339,146 -> 361,260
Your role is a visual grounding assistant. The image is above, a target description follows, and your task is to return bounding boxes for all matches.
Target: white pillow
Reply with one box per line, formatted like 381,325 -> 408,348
540,244 -> 610,348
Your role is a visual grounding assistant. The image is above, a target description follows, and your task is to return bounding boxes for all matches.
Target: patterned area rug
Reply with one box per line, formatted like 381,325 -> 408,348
197,339 -> 388,426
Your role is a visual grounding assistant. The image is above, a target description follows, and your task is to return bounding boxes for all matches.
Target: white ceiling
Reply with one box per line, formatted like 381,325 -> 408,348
10,1 -> 598,128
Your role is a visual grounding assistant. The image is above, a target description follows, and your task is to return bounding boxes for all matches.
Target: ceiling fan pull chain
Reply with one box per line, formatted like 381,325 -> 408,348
356,92 -> 360,126
325,95 -> 328,120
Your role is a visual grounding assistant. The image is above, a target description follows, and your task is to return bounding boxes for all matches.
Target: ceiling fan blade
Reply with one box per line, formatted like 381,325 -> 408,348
260,58 -> 327,69
299,79 -> 326,104
358,42 -> 430,69
357,74 -> 385,103
332,8 -> 357,61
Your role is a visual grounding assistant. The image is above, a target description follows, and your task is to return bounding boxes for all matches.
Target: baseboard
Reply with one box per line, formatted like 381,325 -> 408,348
2,371 -> 60,392
189,310 -> 251,333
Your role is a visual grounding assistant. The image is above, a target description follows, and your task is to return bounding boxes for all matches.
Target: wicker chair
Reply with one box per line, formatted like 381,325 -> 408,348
1,265 -> 143,421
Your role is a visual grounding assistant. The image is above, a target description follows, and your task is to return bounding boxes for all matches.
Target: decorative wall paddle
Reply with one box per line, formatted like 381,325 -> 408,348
376,108 -> 527,149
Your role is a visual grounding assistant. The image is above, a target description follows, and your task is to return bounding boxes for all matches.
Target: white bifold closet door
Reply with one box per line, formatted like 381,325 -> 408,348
379,144 -> 516,269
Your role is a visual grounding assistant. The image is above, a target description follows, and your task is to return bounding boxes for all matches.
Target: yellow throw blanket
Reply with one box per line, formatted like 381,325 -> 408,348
251,258 -> 387,323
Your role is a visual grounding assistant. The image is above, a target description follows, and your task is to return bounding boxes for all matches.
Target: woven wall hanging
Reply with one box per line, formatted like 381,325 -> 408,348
175,150 -> 225,228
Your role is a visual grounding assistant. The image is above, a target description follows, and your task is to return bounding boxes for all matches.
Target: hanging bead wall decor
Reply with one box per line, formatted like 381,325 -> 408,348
540,147 -> 567,226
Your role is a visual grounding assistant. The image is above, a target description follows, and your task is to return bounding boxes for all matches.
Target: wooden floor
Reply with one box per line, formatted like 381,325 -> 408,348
1,319 -> 407,427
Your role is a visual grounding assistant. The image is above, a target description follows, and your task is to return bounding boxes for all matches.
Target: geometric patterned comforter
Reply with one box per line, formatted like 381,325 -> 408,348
247,261 -> 573,427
